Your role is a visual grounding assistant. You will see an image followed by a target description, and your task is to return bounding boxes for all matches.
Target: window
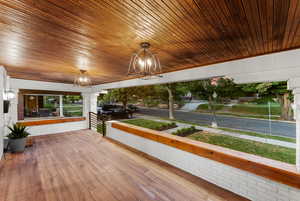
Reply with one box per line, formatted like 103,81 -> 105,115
24,95 -> 60,118
63,95 -> 83,117
23,94 -> 83,118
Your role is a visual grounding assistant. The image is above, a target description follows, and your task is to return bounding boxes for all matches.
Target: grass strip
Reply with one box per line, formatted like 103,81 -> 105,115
188,132 -> 295,164
219,127 -> 296,143
122,118 -> 176,131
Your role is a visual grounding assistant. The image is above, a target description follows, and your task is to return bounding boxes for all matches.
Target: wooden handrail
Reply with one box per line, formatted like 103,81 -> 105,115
112,122 -> 300,189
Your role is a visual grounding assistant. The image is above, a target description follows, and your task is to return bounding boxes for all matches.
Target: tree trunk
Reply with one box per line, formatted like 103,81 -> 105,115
122,100 -> 127,110
166,87 -> 175,120
208,96 -> 214,113
278,93 -> 293,120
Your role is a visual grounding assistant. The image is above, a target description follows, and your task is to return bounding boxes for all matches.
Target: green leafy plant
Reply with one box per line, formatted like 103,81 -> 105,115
7,124 -> 30,139
172,126 -> 199,137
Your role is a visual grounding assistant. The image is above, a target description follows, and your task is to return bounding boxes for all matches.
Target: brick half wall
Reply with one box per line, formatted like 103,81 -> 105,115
106,121 -> 300,201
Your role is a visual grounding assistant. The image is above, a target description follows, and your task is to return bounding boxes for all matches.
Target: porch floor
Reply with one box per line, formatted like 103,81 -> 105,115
0,130 -> 249,201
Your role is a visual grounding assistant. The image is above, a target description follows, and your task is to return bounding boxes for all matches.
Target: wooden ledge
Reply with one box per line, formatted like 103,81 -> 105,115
112,122 -> 300,189
18,117 -> 86,127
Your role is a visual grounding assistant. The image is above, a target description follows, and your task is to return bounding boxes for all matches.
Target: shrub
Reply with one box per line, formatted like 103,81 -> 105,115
172,126 -> 200,137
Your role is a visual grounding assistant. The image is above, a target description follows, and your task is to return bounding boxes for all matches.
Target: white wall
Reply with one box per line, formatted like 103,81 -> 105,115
26,121 -> 87,136
106,121 -> 300,201
5,78 -> 98,136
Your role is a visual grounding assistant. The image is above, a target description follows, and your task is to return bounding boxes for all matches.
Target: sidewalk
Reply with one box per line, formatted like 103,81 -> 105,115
137,115 -> 296,149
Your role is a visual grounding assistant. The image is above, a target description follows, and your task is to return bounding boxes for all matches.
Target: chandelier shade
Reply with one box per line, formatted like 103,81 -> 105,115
127,42 -> 162,79
74,69 -> 92,87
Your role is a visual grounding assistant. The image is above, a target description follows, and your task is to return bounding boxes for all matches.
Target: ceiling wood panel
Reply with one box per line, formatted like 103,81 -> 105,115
0,0 -> 299,84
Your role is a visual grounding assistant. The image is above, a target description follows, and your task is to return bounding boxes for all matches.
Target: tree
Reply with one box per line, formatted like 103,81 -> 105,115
156,82 -> 189,120
104,87 -> 139,109
188,77 -> 238,127
255,82 -> 293,120
134,85 -> 158,107
189,77 -> 238,107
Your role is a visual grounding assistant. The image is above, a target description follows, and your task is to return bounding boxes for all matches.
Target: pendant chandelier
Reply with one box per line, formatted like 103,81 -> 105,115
127,42 -> 162,79
74,69 -> 92,87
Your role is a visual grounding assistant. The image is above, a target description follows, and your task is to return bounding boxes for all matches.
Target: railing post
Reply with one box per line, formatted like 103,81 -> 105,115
102,117 -> 106,136
88,112 -> 91,129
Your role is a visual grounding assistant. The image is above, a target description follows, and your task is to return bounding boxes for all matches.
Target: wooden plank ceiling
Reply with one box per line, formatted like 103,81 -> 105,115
0,0 -> 300,84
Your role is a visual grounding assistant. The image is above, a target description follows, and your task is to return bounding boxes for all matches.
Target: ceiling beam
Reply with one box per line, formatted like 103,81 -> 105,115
10,78 -> 91,93
92,49 -> 300,91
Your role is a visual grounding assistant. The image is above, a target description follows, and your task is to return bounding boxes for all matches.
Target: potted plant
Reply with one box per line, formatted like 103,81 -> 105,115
7,124 -> 30,153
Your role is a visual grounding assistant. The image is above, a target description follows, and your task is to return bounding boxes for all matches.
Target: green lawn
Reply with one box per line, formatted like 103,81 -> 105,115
196,103 -> 282,118
197,104 -> 224,111
122,117 -> 295,164
122,118 -> 176,131
230,103 -> 281,116
188,132 -> 295,164
160,117 -> 208,127
63,104 -> 83,117
215,112 -> 281,120
219,127 -> 296,143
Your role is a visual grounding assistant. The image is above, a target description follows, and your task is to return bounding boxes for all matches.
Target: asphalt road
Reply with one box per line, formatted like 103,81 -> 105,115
138,108 -> 296,138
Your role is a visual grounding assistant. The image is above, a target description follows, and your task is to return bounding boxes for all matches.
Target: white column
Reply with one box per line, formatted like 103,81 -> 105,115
82,92 -> 99,129
294,91 -> 300,171
8,88 -> 19,124
59,95 -> 63,117
288,78 -> 300,171
0,66 -> 6,159
294,95 -> 297,120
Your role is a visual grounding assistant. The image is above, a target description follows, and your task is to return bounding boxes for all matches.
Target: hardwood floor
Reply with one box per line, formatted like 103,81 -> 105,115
0,130 -> 249,201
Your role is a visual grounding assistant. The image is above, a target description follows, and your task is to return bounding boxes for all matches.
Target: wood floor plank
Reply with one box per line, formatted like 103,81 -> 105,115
0,130 -> 249,201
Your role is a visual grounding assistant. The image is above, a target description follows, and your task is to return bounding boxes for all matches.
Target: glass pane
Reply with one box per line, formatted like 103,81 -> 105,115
63,95 -> 83,117
24,95 -> 60,118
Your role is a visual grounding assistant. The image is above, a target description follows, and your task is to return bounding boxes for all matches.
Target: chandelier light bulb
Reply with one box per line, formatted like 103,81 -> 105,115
147,58 -> 152,66
138,59 -> 144,67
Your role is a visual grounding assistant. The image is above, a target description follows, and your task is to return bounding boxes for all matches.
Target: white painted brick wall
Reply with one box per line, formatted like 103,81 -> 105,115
106,122 -> 300,201
26,120 -> 87,136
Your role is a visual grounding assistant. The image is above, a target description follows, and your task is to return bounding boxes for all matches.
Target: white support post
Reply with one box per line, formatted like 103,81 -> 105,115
0,67 -> 6,159
288,78 -> 300,171
9,88 -> 19,124
82,92 -> 99,129
59,95 -> 63,117
294,91 -> 300,171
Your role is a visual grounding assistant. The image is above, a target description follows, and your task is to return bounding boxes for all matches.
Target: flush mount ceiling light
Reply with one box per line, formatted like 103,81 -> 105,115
127,42 -> 162,79
74,69 -> 92,87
